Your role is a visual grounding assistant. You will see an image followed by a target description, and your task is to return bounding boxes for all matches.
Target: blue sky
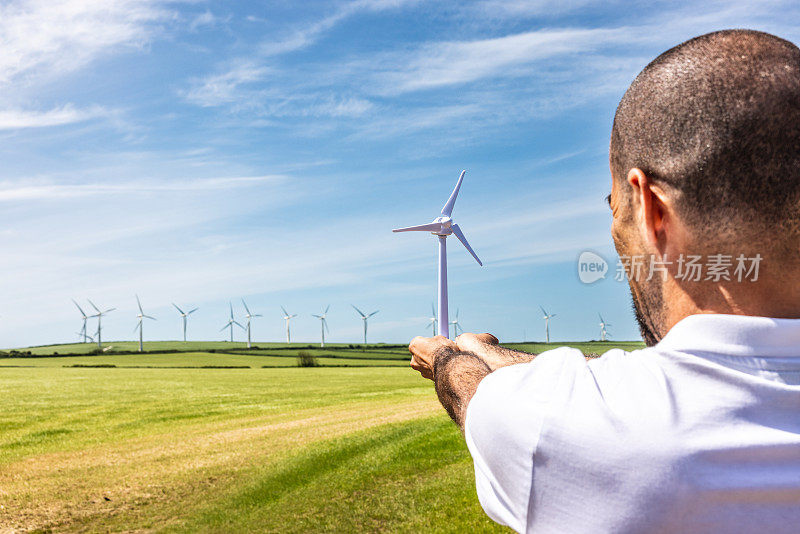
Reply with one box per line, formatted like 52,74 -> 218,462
2,0 -> 799,347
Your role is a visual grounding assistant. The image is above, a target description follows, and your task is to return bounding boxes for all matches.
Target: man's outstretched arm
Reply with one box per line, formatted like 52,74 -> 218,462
409,334 -> 535,430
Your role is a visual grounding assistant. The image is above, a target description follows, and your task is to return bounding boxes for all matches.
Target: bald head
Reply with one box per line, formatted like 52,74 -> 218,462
611,30 -> 800,249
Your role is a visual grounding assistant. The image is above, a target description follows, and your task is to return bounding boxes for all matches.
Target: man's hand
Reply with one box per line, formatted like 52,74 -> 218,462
455,333 -> 499,357
409,335 -> 457,380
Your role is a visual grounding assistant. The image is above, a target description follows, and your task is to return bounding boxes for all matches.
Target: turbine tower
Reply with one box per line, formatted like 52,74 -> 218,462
134,295 -> 156,353
281,306 -> 298,344
72,299 -> 91,343
427,303 -> 437,336
88,299 -> 115,349
241,298 -> 262,348
172,303 -> 198,342
352,305 -> 379,345
599,313 -> 612,341
540,306 -> 556,343
312,306 -> 330,347
220,302 -> 244,342
449,308 -> 463,337
393,170 -> 482,339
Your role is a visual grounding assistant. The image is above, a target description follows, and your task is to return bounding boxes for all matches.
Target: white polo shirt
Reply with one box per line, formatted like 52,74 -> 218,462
465,314 -> 800,533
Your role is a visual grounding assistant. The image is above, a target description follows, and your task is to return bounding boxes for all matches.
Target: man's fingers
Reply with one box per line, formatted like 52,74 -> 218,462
455,332 -> 500,353
476,333 -> 499,345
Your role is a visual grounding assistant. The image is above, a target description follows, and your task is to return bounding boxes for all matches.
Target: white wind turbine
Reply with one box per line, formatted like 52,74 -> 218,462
221,302 -> 244,342
172,303 -> 198,342
427,303 -> 437,336
241,298 -> 262,348
352,305 -> 379,345
88,299 -> 115,349
599,313 -> 612,341
72,299 -> 91,343
312,306 -> 330,347
393,170 -> 482,339
134,295 -> 156,353
449,308 -> 463,337
540,306 -> 556,343
281,306 -> 298,344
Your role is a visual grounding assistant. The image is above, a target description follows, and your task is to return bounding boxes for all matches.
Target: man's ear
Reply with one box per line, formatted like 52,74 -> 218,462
627,168 -> 670,252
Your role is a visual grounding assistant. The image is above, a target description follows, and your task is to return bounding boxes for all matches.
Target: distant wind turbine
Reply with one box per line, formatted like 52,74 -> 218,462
241,299 -> 262,348
427,303 -> 437,336
172,303 -> 198,342
352,305 -> 379,345
599,313 -> 612,341
281,306 -> 298,344
393,170 -> 482,339
221,302 -> 244,342
134,295 -> 156,353
311,306 -> 330,347
88,299 -> 115,349
540,306 -> 556,343
72,299 -> 91,343
449,309 -> 463,337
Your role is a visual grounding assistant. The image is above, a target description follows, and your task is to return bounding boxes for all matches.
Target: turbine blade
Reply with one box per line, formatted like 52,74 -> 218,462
539,306 -> 547,316
188,308 -> 198,315
324,318 -> 330,333
325,305 -> 330,314
87,299 -> 101,314
220,324 -> 228,332
144,315 -> 156,320
104,308 -> 115,314
281,305 -> 289,316
551,313 -> 557,318
136,295 -> 144,315
241,299 -> 251,315
451,224 -> 482,266
392,222 -> 442,233
172,303 -> 184,314
352,304 -> 365,317
254,314 -> 262,318
441,170 -> 466,217
72,299 -> 87,316
431,302 -> 436,316
234,321 -> 245,329
312,314 -> 321,319
290,314 -> 298,318
368,310 -> 379,318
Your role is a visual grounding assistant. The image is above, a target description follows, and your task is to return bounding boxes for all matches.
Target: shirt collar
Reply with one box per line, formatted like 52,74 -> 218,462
656,313 -> 800,358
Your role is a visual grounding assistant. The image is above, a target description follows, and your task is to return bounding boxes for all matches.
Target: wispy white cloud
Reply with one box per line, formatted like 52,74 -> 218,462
0,0 -> 173,86
182,61 -> 270,107
0,174 -> 285,202
0,104 -> 108,130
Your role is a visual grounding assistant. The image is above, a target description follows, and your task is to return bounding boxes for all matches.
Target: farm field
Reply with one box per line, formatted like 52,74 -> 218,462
0,340 -> 644,532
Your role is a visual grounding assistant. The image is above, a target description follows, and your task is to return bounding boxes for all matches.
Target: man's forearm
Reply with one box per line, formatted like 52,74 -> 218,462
433,345 -> 536,430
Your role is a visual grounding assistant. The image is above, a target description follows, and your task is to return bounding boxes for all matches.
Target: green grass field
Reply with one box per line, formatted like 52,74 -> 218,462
0,340 -> 644,532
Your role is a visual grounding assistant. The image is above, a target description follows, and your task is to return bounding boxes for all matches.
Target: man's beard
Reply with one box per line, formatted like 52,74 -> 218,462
629,280 -> 663,347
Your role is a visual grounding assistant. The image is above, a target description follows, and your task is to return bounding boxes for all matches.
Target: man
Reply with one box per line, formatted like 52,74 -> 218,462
409,29 -> 800,533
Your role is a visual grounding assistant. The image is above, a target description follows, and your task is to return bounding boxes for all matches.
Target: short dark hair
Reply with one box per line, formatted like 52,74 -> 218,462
610,30 -> 800,244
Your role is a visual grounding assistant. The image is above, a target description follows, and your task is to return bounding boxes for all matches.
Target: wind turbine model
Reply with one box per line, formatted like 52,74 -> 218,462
540,306 -> 556,343
312,306 -> 330,347
449,308 -> 463,337
599,313 -> 612,341
351,305 -> 378,345
88,299 -> 115,349
172,303 -> 198,342
281,306 -> 298,344
393,170 -> 482,339
427,303 -> 437,336
221,302 -> 244,342
241,298 -> 262,348
72,299 -> 91,343
134,295 -> 156,352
